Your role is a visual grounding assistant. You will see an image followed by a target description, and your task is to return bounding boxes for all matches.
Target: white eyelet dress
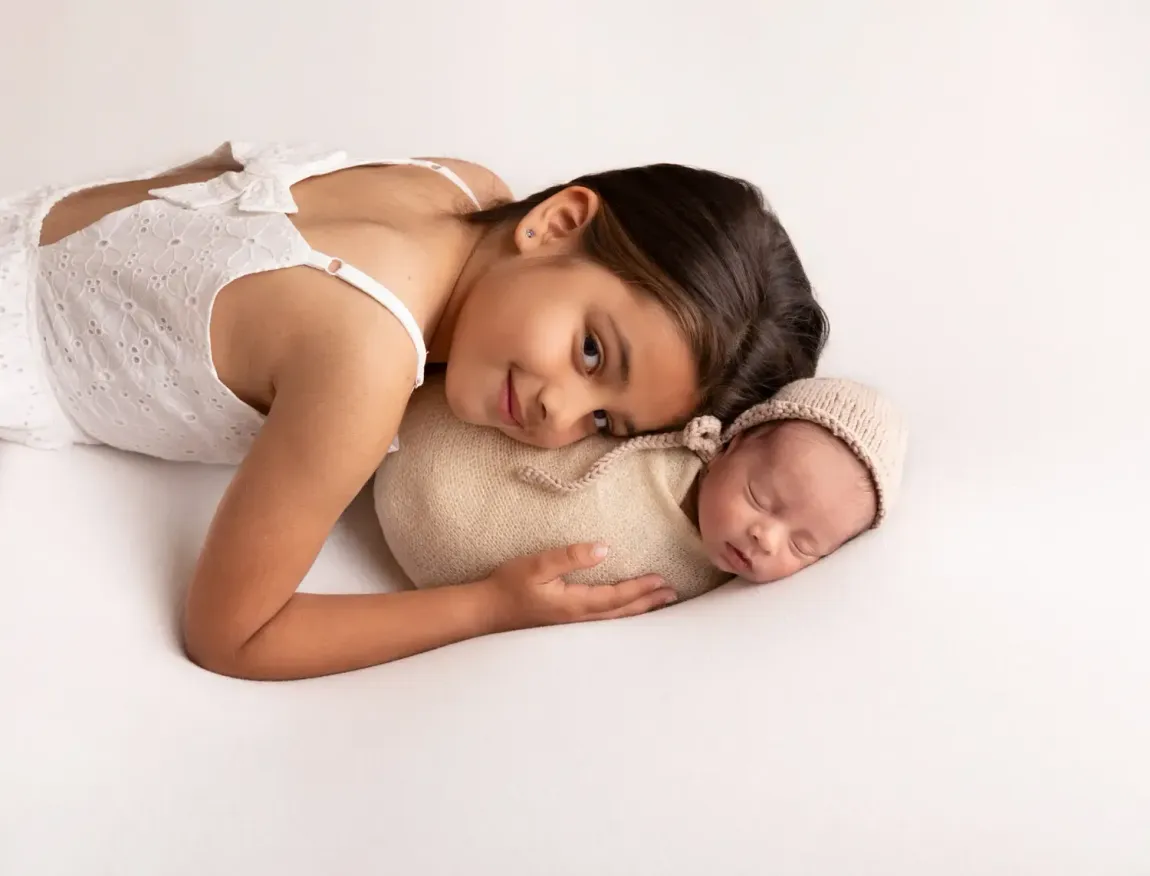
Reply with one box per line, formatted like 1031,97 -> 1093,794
0,142 -> 480,464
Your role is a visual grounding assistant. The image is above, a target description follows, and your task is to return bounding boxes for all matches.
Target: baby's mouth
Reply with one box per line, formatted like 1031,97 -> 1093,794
724,542 -> 752,573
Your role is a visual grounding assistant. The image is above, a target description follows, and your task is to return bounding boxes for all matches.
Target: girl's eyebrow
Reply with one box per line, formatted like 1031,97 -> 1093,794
604,314 -> 632,386
599,312 -> 637,436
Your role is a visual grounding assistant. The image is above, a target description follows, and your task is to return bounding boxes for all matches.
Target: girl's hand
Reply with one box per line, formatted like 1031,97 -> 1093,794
481,543 -> 678,631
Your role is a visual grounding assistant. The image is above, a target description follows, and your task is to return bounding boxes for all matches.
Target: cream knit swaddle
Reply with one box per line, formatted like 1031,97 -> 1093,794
372,375 -> 731,599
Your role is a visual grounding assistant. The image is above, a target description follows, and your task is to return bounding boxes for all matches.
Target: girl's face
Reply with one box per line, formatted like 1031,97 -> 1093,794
444,189 -> 700,449
695,421 -> 876,583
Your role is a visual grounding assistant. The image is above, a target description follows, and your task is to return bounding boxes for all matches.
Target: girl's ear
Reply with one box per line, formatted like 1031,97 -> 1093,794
514,186 -> 600,254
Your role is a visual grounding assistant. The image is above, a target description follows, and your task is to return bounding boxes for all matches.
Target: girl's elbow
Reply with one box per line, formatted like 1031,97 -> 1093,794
181,619 -> 250,679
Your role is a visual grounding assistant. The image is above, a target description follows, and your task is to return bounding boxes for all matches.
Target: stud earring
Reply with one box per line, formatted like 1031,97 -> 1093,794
525,229 -> 535,238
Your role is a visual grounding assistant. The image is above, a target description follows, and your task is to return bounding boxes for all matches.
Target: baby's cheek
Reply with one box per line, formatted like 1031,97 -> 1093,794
760,553 -> 812,585
698,494 -> 736,543
701,470 -> 741,520
793,549 -> 833,578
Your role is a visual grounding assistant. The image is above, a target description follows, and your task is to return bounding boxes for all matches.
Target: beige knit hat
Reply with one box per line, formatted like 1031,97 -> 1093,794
522,376 -> 908,527
721,377 -> 909,526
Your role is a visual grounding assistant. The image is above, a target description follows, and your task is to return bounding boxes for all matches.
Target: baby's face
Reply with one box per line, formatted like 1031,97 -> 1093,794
695,421 -> 877,583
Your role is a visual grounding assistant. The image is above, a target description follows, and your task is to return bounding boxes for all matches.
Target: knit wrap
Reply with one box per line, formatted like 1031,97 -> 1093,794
372,375 -> 731,599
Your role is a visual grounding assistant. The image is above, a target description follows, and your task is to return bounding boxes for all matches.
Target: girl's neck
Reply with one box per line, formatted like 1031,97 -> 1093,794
426,221 -> 510,363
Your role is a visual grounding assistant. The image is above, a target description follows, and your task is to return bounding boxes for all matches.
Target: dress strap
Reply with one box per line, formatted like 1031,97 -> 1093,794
396,159 -> 482,209
302,250 -> 427,388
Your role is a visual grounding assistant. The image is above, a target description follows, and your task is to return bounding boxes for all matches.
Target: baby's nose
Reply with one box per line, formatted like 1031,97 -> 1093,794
750,520 -> 781,555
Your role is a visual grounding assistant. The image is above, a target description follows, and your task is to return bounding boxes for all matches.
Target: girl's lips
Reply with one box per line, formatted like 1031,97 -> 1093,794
500,371 -> 522,428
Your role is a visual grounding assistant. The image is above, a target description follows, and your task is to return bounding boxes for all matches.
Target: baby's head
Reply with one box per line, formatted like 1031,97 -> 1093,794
694,378 -> 907,584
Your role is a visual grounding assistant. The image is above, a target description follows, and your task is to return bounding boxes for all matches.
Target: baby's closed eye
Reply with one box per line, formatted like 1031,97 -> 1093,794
790,534 -> 820,559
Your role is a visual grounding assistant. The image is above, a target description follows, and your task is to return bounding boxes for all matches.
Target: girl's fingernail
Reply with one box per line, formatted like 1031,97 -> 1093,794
662,591 -> 677,604
591,544 -> 609,559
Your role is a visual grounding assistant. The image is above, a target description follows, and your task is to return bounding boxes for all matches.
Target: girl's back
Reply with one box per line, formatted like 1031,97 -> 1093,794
7,142 -> 507,459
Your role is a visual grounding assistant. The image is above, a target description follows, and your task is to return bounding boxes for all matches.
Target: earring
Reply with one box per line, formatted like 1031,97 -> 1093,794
525,229 -> 535,238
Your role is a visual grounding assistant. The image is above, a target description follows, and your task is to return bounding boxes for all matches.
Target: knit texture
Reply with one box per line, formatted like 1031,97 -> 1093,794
373,375 -> 731,599
725,377 -> 909,525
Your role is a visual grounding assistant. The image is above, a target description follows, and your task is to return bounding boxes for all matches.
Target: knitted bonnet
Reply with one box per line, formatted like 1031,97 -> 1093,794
722,376 -> 909,526
373,374 -> 906,596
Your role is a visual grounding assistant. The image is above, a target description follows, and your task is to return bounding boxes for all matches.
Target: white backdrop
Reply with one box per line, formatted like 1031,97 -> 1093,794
1,2 -> 1148,874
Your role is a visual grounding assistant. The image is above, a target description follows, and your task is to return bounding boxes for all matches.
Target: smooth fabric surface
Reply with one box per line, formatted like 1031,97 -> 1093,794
1,2 -> 1147,875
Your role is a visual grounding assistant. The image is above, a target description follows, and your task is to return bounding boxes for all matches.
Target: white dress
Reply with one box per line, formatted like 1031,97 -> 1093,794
0,142 -> 480,464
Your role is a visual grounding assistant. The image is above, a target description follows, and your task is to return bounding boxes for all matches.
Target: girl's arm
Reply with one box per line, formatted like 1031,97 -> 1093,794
180,318 -> 445,679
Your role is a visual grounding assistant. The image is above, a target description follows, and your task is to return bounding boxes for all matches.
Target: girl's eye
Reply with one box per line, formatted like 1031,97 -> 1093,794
581,334 -> 603,372
592,410 -> 611,434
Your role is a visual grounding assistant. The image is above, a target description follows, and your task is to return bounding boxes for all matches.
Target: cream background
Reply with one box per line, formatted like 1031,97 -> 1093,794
1,2 -> 1147,874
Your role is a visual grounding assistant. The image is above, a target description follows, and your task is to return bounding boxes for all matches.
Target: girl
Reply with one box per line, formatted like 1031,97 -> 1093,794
0,142 -> 827,679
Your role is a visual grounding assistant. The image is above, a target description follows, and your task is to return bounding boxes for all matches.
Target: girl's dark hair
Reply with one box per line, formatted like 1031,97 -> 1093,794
466,164 -> 829,422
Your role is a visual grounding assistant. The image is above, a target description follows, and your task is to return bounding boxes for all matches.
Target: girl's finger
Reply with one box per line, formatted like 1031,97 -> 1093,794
522,542 -> 609,584
577,575 -> 672,615
587,587 -> 679,621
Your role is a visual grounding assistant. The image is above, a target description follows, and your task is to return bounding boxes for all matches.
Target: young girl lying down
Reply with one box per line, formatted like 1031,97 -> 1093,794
375,375 -> 908,600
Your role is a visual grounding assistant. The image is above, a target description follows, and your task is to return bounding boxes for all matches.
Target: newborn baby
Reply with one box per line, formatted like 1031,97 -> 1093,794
690,408 -> 896,582
374,375 -> 907,599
